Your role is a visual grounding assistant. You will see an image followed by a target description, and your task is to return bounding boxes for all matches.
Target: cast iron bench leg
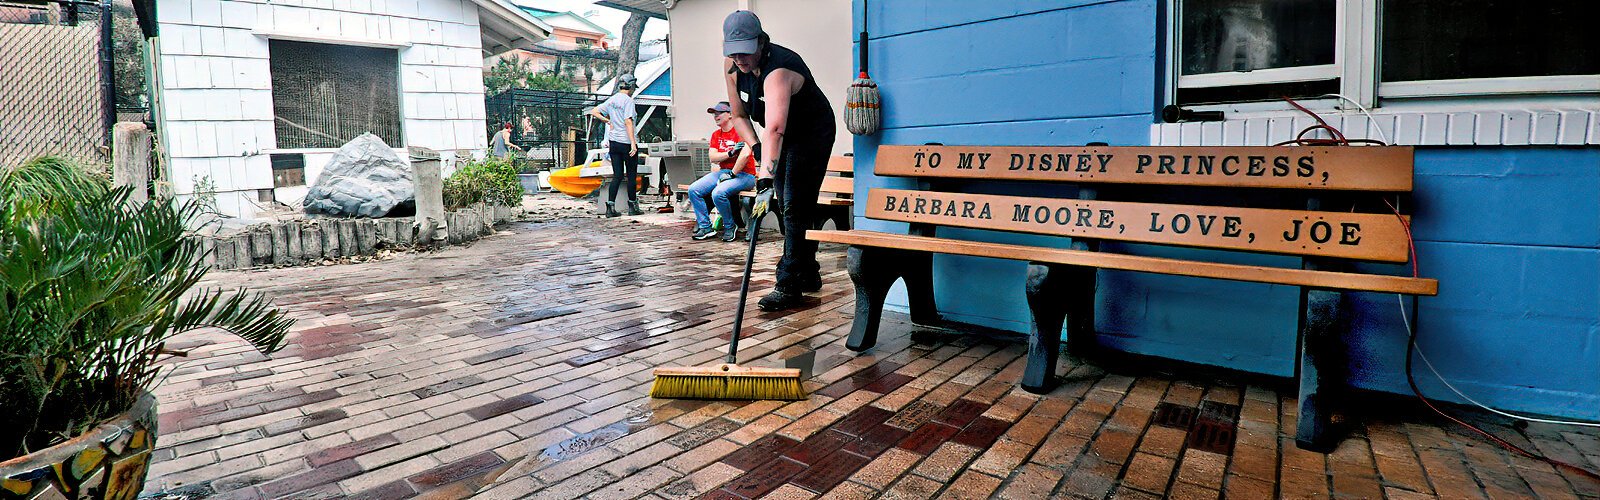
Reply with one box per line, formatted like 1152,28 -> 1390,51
1023,262 -> 1096,394
1296,287 -> 1347,452
845,246 -> 937,352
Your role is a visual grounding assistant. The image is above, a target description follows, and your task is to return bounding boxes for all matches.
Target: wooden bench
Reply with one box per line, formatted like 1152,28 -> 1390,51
808,143 -> 1438,451
675,155 -> 855,230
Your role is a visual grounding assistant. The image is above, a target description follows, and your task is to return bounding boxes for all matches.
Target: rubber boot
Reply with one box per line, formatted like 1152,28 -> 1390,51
627,200 -> 644,216
605,202 -> 620,218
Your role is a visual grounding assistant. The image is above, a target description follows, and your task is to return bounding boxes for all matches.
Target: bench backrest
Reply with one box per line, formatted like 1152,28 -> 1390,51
820,155 -> 855,204
868,145 -> 1416,263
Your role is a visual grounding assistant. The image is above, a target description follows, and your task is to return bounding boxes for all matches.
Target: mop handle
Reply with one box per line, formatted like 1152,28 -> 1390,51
727,209 -> 765,364
859,0 -> 869,75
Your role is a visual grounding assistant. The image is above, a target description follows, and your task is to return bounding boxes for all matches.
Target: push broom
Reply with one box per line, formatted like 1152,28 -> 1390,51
649,188 -> 806,400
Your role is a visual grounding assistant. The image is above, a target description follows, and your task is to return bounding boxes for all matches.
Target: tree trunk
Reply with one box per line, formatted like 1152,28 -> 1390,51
617,13 -> 648,78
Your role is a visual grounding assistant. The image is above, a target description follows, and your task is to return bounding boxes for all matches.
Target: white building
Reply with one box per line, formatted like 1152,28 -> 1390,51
152,0 -> 551,219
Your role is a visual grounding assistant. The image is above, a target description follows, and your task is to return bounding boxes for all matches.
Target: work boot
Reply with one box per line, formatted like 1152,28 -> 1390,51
798,274 -> 823,293
757,289 -> 806,311
604,202 -> 620,218
692,227 -> 717,240
627,201 -> 644,216
720,225 -> 739,242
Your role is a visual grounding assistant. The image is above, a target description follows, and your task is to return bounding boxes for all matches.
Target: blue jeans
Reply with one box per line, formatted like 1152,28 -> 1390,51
688,170 -> 756,231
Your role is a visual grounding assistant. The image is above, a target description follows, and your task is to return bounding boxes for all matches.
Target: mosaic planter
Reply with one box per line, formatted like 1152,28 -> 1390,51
0,393 -> 157,500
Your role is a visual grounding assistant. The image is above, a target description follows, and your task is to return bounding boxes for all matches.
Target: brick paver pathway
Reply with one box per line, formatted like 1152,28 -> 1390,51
143,214 -> 1600,499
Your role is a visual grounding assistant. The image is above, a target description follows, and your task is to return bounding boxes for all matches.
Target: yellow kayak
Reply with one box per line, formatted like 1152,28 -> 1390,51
547,161 -> 649,198
548,163 -> 603,198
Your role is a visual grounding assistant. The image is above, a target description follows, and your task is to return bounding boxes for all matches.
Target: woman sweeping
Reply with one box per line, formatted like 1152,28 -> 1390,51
721,10 -> 838,311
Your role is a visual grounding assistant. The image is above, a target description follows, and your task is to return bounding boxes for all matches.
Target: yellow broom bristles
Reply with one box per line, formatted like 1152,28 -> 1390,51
649,373 -> 806,401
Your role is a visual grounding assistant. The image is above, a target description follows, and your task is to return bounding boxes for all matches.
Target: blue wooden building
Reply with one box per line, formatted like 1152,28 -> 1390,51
850,1 -> 1600,420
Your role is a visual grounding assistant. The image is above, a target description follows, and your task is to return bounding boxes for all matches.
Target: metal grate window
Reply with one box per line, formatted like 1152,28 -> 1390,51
268,40 -> 401,149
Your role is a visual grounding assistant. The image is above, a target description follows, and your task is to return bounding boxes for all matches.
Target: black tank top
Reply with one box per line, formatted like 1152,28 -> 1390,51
735,43 -> 836,146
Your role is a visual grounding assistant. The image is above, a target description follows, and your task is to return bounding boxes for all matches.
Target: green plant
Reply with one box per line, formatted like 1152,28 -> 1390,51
0,157 -> 293,460
443,156 -> 524,210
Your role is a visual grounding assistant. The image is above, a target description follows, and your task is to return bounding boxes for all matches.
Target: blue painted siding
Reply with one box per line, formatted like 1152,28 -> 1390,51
641,69 -> 671,97
855,0 -> 1600,419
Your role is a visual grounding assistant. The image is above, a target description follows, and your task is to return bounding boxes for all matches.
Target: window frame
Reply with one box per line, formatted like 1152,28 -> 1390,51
1157,0 -> 1600,147
1164,0 -> 1600,112
258,32 -> 408,151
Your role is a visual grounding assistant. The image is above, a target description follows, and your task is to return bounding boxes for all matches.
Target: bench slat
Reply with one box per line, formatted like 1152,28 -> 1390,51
808,230 -> 1437,295
875,145 -> 1415,191
821,176 -> 854,196
868,189 -> 1411,262
828,156 -> 854,173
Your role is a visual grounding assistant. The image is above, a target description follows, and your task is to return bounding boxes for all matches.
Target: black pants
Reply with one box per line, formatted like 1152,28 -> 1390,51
607,140 -> 638,204
773,135 -> 836,293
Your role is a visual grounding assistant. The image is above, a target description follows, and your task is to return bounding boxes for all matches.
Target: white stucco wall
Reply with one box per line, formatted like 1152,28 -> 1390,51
666,0 -> 852,156
155,0 -> 491,219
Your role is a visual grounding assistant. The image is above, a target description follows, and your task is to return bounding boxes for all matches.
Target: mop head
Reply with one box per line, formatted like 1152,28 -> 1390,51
650,364 -> 806,400
845,74 -> 881,136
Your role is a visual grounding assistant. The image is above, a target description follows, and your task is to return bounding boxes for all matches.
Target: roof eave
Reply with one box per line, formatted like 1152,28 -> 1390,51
473,0 -> 553,55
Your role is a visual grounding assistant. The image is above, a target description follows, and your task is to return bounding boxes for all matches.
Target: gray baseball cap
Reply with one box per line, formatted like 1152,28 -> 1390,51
722,10 -> 761,56
617,74 -> 638,90
707,101 -> 732,114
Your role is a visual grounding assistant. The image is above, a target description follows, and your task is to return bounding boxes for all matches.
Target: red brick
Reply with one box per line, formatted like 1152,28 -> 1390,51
781,430 -> 853,466
832,406 -> 895,437
789,450 -> 871,493
306,434 -> 401,467
464,393 -> 545,420
259,458 -> 364,497
951,417 -> 1011,449
898,422 -> 962,455
406,451 -> 504,488
722,434 -> 800,471
933,399 -> 989,428
720,457 -> 806,499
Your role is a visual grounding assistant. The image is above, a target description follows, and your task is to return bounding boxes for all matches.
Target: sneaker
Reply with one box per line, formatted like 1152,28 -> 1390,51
720,225 -> 739,242
757,289 -> 805,311
692,227 -> 717,240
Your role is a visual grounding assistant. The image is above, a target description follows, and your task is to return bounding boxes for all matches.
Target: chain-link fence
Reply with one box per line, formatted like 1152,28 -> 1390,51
0,0 -> 116,168
485,88 -> 608,172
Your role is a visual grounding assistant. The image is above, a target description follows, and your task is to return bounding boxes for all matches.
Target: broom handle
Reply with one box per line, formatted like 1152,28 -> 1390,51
728,208 -> 765,364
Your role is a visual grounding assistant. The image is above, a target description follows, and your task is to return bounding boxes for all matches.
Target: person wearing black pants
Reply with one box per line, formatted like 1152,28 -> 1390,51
607,138 -> 638,214
588,74 -> 642,216
722,10 -> 839,311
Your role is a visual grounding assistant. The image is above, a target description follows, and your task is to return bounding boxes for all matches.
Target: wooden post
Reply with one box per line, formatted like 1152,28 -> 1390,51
112,122 -> 151,206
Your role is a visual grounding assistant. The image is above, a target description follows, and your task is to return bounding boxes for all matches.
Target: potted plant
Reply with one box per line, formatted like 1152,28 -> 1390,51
0,157 -> 292,499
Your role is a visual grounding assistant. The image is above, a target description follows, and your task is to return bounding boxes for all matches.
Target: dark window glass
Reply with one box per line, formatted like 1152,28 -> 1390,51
270,153 -> 305,187
1382,0 -> 1600,82
269,40 -> 401,149
1181,0 -> 1336,75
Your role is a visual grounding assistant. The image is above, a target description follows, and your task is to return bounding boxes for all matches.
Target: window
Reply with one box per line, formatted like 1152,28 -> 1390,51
270,153 -> 305,187
1176,0 -> 1338,105
1169,0 -> 1600,106
268,40 -> 401,149
1380,0 -> 1600,97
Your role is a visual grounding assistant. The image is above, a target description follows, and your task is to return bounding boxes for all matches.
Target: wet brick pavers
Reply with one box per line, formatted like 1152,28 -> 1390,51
143,214 -> 1600,499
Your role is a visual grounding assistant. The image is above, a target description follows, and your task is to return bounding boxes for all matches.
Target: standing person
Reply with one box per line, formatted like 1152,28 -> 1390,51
722,10 -> 838,311
588,74 -> 641,217
489,122 -> 522,159
688,101 -> 758,242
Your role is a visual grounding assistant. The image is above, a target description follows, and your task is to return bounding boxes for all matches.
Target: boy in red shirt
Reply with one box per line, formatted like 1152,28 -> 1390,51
689,101 -> 758,241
